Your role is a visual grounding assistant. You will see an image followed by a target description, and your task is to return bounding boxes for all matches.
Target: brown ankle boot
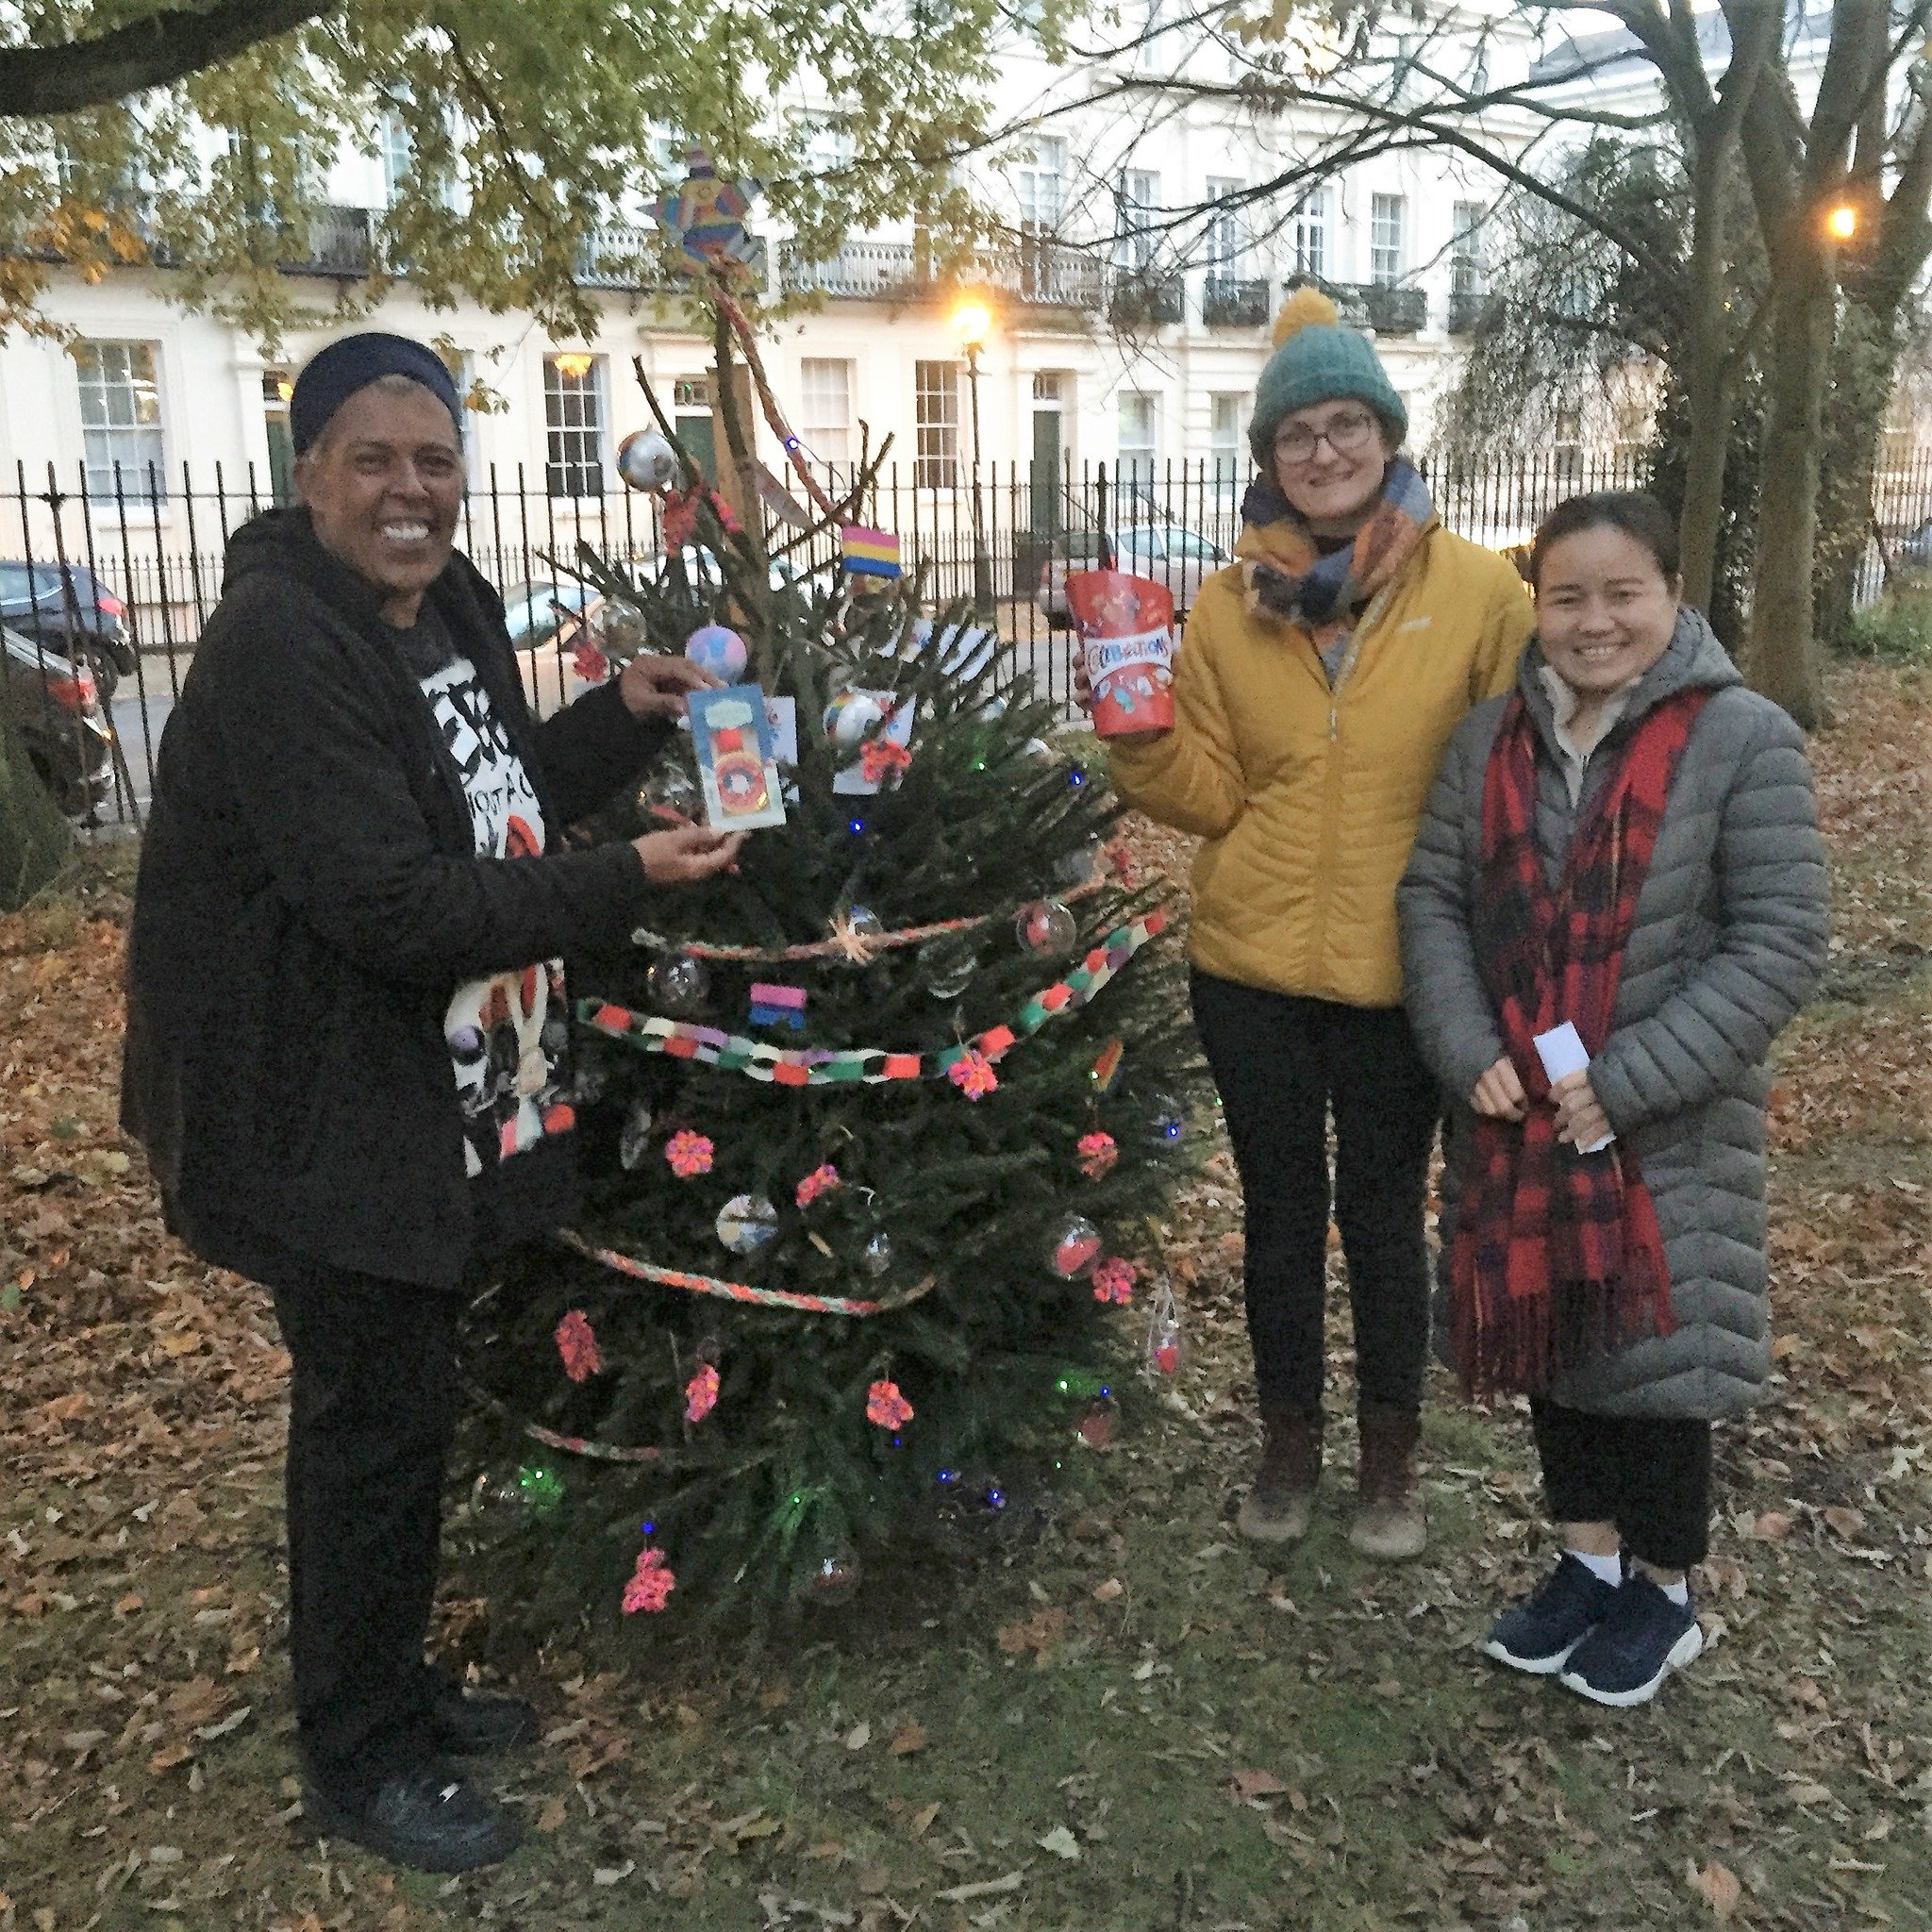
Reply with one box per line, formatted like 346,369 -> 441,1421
1349,1402 -> 1426,1560
1237,1408 -> 1323,1544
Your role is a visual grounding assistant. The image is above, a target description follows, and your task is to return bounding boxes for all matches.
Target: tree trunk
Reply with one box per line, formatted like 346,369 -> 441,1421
1677,146 -> 1740,613
1812,294 -> 1900,648
1745,253 -> 1837,729
0,700 -> 75,911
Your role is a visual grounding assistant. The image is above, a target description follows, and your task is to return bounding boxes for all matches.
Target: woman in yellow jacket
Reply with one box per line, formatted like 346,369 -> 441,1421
1089,290 -> 1532,1557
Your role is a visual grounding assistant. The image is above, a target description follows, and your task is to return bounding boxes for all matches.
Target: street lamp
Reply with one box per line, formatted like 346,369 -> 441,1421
1824,201 -> 1859,242
951,297 -> 994,614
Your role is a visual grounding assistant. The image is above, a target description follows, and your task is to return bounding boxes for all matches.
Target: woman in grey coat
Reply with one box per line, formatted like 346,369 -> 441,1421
1398,492 -> 1827,1707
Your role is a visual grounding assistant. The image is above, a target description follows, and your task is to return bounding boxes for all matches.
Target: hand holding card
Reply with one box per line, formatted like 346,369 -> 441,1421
1533,1023 -> 1614,1153
689,684 -> 788,831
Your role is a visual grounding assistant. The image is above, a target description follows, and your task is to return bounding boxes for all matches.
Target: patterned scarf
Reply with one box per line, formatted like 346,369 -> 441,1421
1450,683 -> 1711,1397
1234,457 -> 1435,675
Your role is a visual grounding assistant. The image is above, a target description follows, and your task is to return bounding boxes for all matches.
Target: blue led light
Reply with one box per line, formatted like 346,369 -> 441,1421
848,817 -> 867,836
1068,769 -> 1087,788
937,1468 -> 958,1485
986,1487 -> 1006,1509
640,1519 -> 656,1536
1100,1386 -> 1112,1399
1163,1122 -> 1182,1139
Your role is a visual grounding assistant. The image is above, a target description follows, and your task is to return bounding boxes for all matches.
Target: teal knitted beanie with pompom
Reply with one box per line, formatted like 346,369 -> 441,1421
1247,287 -> 1408,465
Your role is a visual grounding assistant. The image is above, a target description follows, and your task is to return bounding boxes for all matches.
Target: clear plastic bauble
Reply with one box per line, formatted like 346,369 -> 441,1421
647,951 -> 711,1017
1015,898 -> 1077,957
917,936 -> 977,1002
1053,840 -> 1105,890
597,604 -> 652,656
859,1230 -> 894,1277
684,623 -> 748,681
808,1551 -> 862,1604
541,1018 -> 570,1061
715,1193 -> 779,1255
1021,737 -> 1056,766
616,427 -> 678,492
841,903 -> 885,941
471,1470 -> 527,1516
1145,1281 -> 1183,1378
824,687 -> 889,749
640,761 -> 701,823
618,1095 -> 656,1171
1048,1215 -> 1103,1278
1148,1093 -> 1187,1146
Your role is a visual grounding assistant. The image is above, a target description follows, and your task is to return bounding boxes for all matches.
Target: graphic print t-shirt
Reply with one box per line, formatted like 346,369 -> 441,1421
416,638 -> 576,1180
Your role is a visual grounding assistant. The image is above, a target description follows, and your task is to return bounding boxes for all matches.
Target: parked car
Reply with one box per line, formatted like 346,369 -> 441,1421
500,579 -> 596,652
1,624 -> 114,818
0,560 -> 137,699
1036,525 -> 1228,628
1888,518 -> 1932,586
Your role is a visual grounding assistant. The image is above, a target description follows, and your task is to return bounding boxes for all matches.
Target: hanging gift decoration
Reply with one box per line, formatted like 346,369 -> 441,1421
664,1129 -> 714,1177
685,1361 -> 721,1424
555,1308 -> 604,1382
653,146 -> 762,278
1075,1130 -> 1118,1179
616,428 -> 679,492
716,1193 -> 779,1255
1049,1216 -> 1103,1278
841,525 -> 903,579
1091,1038 -> 1125,1094
685,623 -> 749,681
794,1162 -> 841,1208
648,950 -> 711,1017
1145,1280 -> 1183,1377
622,1543 -> 676,1613
866,1379 -> 914,1429
749,982 -> 808,1031
1090,1257 -> 1137,1307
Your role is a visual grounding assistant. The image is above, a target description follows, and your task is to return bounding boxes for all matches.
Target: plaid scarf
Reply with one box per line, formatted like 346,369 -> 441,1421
1450,683 -> 1711,1397
1234,458 -> 1434,675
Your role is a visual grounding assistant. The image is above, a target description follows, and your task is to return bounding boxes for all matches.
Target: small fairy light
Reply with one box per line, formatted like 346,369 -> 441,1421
936,1468 -> 959,1486
640,1519 -> 657,1536
1067,767 -> 1088,789
985,1486 -> 1007,1510
847,815 -> 868,836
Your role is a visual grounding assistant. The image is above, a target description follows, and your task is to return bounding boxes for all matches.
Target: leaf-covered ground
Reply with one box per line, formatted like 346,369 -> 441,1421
3,664 -> 1929,1932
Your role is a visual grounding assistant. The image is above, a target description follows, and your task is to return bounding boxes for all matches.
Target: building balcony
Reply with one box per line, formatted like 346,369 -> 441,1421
1108,270 -> 1186,329
1343,282 -> 1428,335
1201,275 -> 1270,328
777,238 -> 1104,311
1447,288 -> 1490,335
281,205 -> 375,279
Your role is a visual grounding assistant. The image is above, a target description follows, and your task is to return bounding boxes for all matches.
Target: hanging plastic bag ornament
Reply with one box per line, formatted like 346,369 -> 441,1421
648,950 -> 711,1017
859,1229 -> 894,1276
917,935 -> 977,1002
808,1551 -> 862,1604
824,686 -> 890,750
617,427 -> 678,492
618,1095 -> 656,1171
641,760 -> 701,824
1054,839 -> 1106,890
685,623 -> 749,681
1015,898 -> 1077,957
1144,1280 -> 1183,1377
1147,1093 -> 1187,1146
1048,1215 -> 1103,1278
716,1194 -> 779,1254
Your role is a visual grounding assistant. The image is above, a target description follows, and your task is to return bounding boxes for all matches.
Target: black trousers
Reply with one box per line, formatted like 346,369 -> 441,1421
1531,1399 -> 1713,1570
1190,971 -> 1441,1417
266,1258 -> 464,1803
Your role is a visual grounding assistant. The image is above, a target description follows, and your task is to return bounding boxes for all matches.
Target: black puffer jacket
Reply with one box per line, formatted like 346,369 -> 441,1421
123,508 -> 668,1290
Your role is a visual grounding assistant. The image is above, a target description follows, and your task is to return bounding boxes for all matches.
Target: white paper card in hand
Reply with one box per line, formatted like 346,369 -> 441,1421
1532,1022 -> 1614,1153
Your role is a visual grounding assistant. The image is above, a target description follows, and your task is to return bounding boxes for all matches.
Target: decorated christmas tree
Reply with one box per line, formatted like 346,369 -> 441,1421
464,179 -> 1205,1614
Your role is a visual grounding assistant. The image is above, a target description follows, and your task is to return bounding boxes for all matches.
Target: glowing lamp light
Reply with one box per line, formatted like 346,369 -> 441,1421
1825,202 -> 1859,241
553,350 -> 596,379
951,298 -> 993,349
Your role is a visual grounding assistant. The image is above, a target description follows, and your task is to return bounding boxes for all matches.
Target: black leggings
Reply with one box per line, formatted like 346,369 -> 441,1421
1531,1399 -> 1713,1570
1190,971 -> 1441,1417
267,1259 -> 464,1803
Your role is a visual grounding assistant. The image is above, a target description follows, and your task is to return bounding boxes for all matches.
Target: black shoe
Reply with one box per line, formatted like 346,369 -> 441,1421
426,1682 -> 539,1756
1481,1553 -> 1619,1675
305,1765 -> 525,1873
1559,1574 -> 1703,1707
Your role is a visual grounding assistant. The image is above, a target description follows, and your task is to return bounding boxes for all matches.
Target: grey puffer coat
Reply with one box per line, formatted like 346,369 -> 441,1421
1396,609 -> 1829,1420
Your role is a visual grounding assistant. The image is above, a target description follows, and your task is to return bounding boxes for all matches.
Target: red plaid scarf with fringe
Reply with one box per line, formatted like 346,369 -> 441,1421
1450,685 -> 1709,1397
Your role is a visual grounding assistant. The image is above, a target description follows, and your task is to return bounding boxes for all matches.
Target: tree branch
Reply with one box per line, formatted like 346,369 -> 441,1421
0,0 -> 334,119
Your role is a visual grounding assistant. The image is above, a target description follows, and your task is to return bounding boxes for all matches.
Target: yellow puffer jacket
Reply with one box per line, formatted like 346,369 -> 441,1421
1110,525 -> 1532,1008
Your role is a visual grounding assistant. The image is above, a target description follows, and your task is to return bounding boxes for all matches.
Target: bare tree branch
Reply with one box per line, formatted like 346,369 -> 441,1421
0,0 -> 334,119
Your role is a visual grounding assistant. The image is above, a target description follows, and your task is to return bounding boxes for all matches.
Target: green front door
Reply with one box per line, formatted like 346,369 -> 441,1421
1030,407 -> 1062,533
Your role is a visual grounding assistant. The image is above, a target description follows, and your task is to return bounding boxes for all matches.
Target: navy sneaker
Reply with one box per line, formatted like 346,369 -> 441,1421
1481,1554 -> 1619,1675
1559,1573 -> 1704,1707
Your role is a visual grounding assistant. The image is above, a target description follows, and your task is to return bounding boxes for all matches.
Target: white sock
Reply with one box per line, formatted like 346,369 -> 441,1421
1652,1574 -> 1690,1606
1566,1547 -> 1623,1589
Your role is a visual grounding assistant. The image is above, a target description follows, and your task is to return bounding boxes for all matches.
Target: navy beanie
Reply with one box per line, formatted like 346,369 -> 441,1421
290,331 -> 462,455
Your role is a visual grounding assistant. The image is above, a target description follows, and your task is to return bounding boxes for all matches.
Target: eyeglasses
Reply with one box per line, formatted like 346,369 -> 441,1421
1274,407 -> 1379,462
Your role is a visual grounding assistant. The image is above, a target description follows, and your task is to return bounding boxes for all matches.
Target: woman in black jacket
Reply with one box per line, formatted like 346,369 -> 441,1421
123,334 -> 739,1873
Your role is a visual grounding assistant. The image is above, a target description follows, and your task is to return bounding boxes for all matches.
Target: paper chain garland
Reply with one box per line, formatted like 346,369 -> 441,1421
558,1227 -> 893,1316
582,910 -> 1167,1089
